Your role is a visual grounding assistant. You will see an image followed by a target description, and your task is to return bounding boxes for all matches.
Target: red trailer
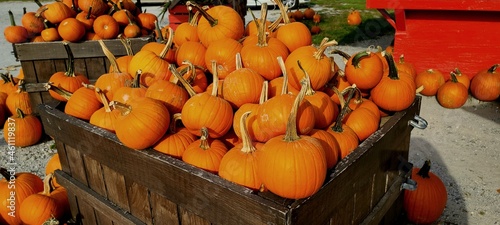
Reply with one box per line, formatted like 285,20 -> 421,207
366,0 -> 500,78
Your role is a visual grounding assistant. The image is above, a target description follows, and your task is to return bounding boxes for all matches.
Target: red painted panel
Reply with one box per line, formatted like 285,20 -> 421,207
366,0 -> 500,11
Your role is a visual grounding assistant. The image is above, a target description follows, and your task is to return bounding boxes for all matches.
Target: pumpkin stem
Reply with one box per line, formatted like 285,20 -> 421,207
62,41 -> 77,77
210,60 -> 220,97
188,8 -> 203,26
41,173 -> 54,196
154,20 -> 165,43
109,100 -> 132,116
331,86 -> 356,133
119,34 -> 134,56
256,3 -> 269,47
98,39 -> 121,73
8,10 -> 16,26
351,50 -> 371,68
86,6 -> 93,20
452,68 -> 462,76
384,53 -> 400,80
159,27 -> 174,59
239,111 -> 256,153
180,60 -> 200,84
274,0 -> 290,24
259,80 -> 268,104
16,79 -> 27,93
283,79 -> 308,142
186,1 -> 218,27
45,82 -> 72,100
169,113 -> 182,134
417,160 -> 431,178
16,107 -> 27,119
296,60 -> 315,96
235,53 -> 243,70
0,168 -> 14,181
34,0 -> 43,7
313,38 -> 338,60
199,127 -> 210,150
277,56 -> 289,95
131,70 -> 142,88
169,64 -> 197,97
268,14 -> 282,33
487,64 -> 498,73
449,71 -> 459,83
95,87 -> 112,112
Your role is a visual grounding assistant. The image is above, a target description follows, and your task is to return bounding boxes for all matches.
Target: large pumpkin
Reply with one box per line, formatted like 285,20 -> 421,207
3,108 -> 42,147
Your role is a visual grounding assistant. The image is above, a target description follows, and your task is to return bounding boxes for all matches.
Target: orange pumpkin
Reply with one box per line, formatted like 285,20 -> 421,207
112,70 -> 146,103
21,11 -> 44,36
470,64 -> 500,101
112,97 -> 170,150
48,42 -> 90,102
78,0 -> 109,17
153,113 -> 196,159
75,7 -> 96,31
145,78 -> 189,115
173,9 -> 202,47
136,12 -> 157,31
219,111 -> 263,190
258,80 -> 327,199
396,54 -> 417,79
4,10 -> 29,44
3,108 -> 42,147
309,129 -> 339,169
5,80 -> 33,116
93,15 -> 120,39
347,9 -> 362,26
63,84 -> 103,120
232,81 -> 268,141
41,19 -> 61,42
176,40 -> 207,69
58,17 -> 86,42
182,127 -> 228,174
415,69 -> 445,96
89,87 -> 121,132
38,1 -> 76,24
436,71 -> 469,109
344,50 -> 384,90
45,153 -> 62,188
188,2 -> 244,47
274,0 -> 312,52
446,68 -> 470,90
205,37 -> 243,79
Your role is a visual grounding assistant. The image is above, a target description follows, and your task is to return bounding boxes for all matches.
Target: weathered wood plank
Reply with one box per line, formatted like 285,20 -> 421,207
55,141 -> 71,174
65,145 -> 88,186
150,192 -> 180,225
101,165 -> 130,212
55,170 -> 146,225
64,187 -> 80,221
82,57 -> 108,80
95,211 -> 115,225
125,179 -> 153,224
179,207 -> 211,225
83,155 -> 107,197
78,199 -> 98,225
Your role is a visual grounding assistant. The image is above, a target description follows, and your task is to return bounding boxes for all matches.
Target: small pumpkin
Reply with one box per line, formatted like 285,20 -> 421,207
4,10 -> 29,44
58,17 -> 86,42
37,0 -> 76,24
112,70 -> 146,103
5,80 -> 33,116
205,37 -> 243,79
93,15 -> 120,39
145,76 -> 189,115
45,153 -> 62,188
0,73 -> 20,95
344,49 -> 384,90
274,0 -> 312,52
446,68 -> 470,90
404,160 -> 447,225
41,19 -> 61,42
347,9 -> 362,26
75,7 -> 96,31
59,83 -> 103,120
3,108 -> 42,147
415,69 -> 445,96
470,64 -> 500,101
89,87 -> 121,132
436,71 -> 469,109
173,9 -> 202,47
182,127 -> 228,174
153,113 -> 196,159
21,11 -> 44,36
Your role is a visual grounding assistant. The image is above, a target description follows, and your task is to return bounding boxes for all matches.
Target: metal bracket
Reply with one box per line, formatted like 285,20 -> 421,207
409,114 -> 428,129
401,178 -> 417,191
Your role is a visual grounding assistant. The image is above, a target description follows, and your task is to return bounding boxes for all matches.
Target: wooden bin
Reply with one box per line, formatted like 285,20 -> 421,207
12,37 -> 153,113
366,0 -> 500,78
38,95 -> 423,225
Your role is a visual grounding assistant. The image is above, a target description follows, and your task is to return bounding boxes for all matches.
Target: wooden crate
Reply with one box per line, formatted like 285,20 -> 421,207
12,37 -> 153,112
38,95 -> 423,225
366,0 -> 500,78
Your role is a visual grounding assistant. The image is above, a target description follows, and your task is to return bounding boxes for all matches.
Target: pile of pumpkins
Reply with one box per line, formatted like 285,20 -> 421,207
3,0 -> 156,43
34,0 -> 424,201
0,154 -> 70,224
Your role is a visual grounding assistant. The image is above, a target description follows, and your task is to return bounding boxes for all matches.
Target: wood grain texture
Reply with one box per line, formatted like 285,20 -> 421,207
83,155 -> 107,197
65,145 -> 88,186
102,165 -> 130,212
126,179 -> 153,224
149,192 -> 180,225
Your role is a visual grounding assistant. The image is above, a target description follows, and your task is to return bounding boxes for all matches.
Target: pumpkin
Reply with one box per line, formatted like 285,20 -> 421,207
21,11 -> 44,36
89,87 -> 120,132
3,108 -> 42,147
268,76 -> 299,98
175,40 -> 207,69
436,71 -> 469,109
58,17 -> 86,42
62,83 -> 103,120
111,35 -> 135,74
326,87 -> 359,158
5,80 -> 33,116
4,10 -> 29,44
396,54 -> 417,79
173,9 -> 202,47
95,39 -> 133,101
292,9 -> 304,21
310,25 -> 321,34
286,37 -> 337,91
37,1 -> 76,24
75,7 -> 96,31
112,9 -> 132,27
308,129 -> 339,169
112,97 -> 170,150
182,127 -> 228,174
0,73 -> 20,95
136,12 -> 157,31
112,70 -> 146,103
205,37 -> 243,79
222,53 -> 265,109
0,168 -> 44,225
257,79 -> 327,199
45,153 -> 62,188
78,0 -> 109,17
347,91 -> 381,119
232,80 -> 268,140
446,68 -> 470,90
48,42 -> 90,102
175,61 -> 234,138
371,54 -> 416,112
128,28 -> 174,86
153,113 -> 196,159
188,2 -> 244,47
93,15 -> 120,39
256,57 -> 316,142
140,25 -> 177,64
404,160 -> 447,225
313,13 -> 321,24
145,77 -> 189,115
20,174 -> 69,225
415,69 -> 445,96
171,61 -> 208,94
303,7 -> 315,20
274,0 -> 312,52
347,9 -> 362,26
122,10 -> 141,38
470,64 -> 500,101
244,17 -> 271,37
344,49 -> 384,90
240,3 -> 289,81
219,111 -> 263,190
344,105 -> 380,141
41,19 -> 61,42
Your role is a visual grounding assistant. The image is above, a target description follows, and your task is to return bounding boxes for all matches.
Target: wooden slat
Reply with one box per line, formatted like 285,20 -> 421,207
83,155 -> 107,197
95,211 -> 115,225
38,103 -> 289,225
65,187 -> 81,221
13,37 -> 152,61
150,192 -> 180,225
126,179 -> 153,224
65,145 -> 88,186
179,207 -> 211,225
55,141 -> 71,174
82,57 -> 108,80
78,200 -> 98,225
55,170 -> 146,225
101,165 -> 130,212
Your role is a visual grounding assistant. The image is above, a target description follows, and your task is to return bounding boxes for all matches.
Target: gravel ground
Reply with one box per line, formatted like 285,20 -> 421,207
1,2 -> 499,225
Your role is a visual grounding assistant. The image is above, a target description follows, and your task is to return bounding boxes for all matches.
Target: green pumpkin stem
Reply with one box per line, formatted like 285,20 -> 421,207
239,111 -> 256,153
98,39 -> 121,73
296,60 -> 315,96
45,82 -> 72,100
449,71 -> 459,83
487,64 -> 498,73
331,49 -> 351,61
16,108 -> 26,118
199,127 -> 210,150
186,1 -> 218,27
417,160 -> 431,178
351,51 -> 371,68
63,41 -> 77,77
34,0 -> 43,7
170,64 -> 197,97
0,168 -> 14,181
86,7 -> 93,20
8,10 -> 16,26
331,85 -> 356,133
283,78 -> 308,142
154,19 -> 164,43
384,53 -> 400,80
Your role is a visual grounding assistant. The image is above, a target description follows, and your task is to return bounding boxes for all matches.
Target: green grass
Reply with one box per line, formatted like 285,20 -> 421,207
299,0 -> 395,45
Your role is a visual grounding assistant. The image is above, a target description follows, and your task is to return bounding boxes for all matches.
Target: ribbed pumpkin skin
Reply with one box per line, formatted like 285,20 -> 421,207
128,50 -> 171,87
404,164 -> 447,224
309,129 -> 340,169
3,110 -> 42,147
470,65 -> 500,101
174,22 -> 199,47
0,171 -> 43,225
222,68 -> 265,109
326,123 -> 359,159
305,91 -> 338,129
371,72 -> 416,112
197,5 -> 244,47
176,41 -> 207,69
6,90 -> 32,115
205,38 -> 243,79
20,194 -> 62,225
285,46 -> 332,91
65,87 -> 103,121
181,93 -> 233,138
343,107 -> 380,141
94,72 -> 133,103
153,127 -> 196,159
145,80 -> 189,114
240,37 -> 289,81
344,52 -> 384,90
258,136 -> 326,199
114,97 -> 170,150
436,79 -> 468,109
415,69 -> 445,96
275,22 -> 312,53
48,72 -> 90,102
218,142 -> 263,190
182,138 -> 228,174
